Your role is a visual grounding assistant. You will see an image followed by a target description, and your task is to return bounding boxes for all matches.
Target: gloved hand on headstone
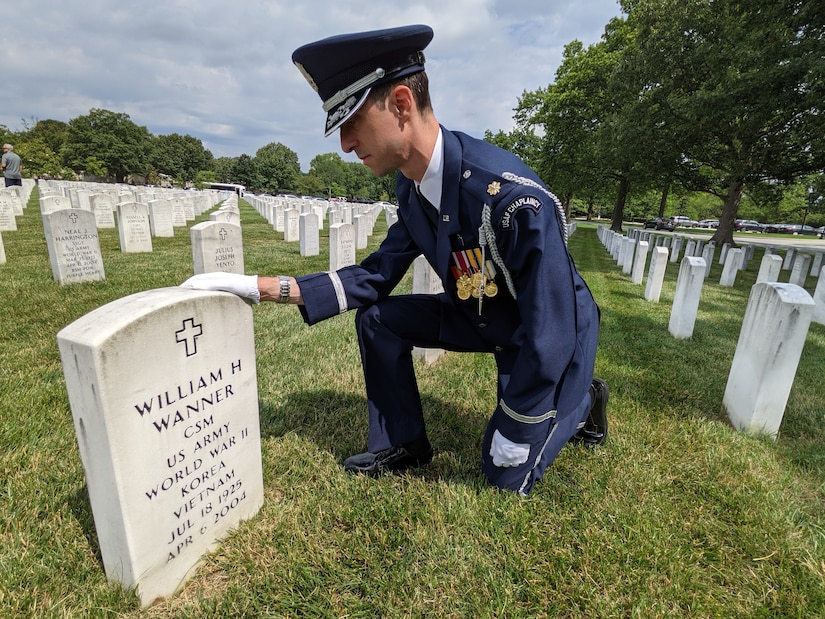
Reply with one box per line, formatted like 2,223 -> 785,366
180,272 -> 261,304
489,429 -> 530,468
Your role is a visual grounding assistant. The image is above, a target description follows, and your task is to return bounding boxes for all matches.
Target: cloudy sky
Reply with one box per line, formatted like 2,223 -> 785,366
3,0 -> 622,171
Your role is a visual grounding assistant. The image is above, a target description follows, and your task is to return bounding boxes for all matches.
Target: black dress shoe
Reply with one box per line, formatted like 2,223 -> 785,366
343,436 -> 433,476
569,378 -> 609,447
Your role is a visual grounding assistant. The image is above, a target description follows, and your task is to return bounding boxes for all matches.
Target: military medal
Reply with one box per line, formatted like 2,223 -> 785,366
456,273 -> 473,300
451,244 -> 500,310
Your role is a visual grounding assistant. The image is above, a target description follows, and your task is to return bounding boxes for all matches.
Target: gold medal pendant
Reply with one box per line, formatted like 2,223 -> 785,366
456,273 -> 472,300
485,280 -> 498,297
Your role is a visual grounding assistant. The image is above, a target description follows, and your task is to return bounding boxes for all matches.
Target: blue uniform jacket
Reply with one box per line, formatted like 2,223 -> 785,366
297,127 -> 600,444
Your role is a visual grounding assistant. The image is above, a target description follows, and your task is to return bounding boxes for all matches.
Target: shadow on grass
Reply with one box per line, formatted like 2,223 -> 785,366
68,484 -> 104,570
257,388 -> 490,486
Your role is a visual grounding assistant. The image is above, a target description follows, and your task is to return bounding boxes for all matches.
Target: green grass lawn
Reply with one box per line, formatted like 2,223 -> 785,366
1,191 -> 824,617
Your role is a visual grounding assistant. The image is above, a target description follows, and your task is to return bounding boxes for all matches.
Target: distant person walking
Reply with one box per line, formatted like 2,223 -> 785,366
1,144 -> 23,187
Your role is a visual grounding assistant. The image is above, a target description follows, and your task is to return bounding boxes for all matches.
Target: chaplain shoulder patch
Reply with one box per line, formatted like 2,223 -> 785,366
500,195 -> 543,230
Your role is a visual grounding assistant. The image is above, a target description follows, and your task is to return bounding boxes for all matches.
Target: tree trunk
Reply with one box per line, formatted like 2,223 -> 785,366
658,182 -> 670,217
562,192 -> 573,222
711,178 -> 744,246
610,176 -> 630,233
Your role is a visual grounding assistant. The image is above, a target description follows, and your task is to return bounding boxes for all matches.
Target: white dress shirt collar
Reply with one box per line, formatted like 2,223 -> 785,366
415,127 -> 443,211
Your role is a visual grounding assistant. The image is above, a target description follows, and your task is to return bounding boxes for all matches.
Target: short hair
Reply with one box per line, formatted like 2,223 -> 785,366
369,71 -> 432,115
2,144 -> 11,151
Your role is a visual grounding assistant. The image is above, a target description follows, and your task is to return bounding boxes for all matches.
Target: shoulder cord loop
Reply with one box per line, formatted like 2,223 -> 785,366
480,203 -> 517,300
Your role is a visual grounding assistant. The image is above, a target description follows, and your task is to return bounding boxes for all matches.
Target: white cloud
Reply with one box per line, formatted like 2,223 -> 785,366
3,0 -> 621,170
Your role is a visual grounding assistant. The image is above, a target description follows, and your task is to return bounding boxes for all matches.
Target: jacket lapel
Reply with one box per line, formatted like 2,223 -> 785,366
437,129 -> 463,275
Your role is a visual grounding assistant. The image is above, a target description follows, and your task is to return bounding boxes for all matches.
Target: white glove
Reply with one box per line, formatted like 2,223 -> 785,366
180,272 -> 261,304
489,430 -> 530,468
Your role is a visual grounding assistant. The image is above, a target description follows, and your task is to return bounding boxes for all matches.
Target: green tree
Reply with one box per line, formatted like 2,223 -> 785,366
254,142 -> 300,194
483,124 -> 542,172
294,173 -> 325,197
308,153 -> 352,197
212,156 -> 237,183
194,170 -> 218,189
24,119 -> 69,156
63,108 -> 152,182
14,138 -> 67,178
232,154 -> 259,191
624,0 -> 825,244
149,133 -> 213,182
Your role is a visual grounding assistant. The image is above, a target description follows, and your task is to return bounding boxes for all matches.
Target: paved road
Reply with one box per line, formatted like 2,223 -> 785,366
701,232 -> 824,251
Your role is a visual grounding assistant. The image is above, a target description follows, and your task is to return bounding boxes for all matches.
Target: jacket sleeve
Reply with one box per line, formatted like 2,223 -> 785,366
489,188 -> 594,442
296,214 -> 421,325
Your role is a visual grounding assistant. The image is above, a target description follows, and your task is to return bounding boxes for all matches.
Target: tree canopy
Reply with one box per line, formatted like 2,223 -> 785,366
5,3 -> 823,218
503,0 -> 825,236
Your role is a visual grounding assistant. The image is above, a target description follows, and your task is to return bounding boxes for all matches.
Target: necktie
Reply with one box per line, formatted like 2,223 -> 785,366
416,187 -> 439,231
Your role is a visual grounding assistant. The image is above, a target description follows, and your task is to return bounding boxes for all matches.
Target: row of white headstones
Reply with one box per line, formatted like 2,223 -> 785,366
598,224 -> 825,441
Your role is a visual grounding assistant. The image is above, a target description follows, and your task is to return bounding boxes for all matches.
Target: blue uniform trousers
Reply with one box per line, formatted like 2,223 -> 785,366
355,293 -> 591,493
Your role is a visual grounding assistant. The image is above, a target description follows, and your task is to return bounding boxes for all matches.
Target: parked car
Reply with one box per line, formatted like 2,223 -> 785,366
670,216 -> 699,228
763,223 -> 789,233
817,225 -> 824,239
786,224 -> 819,235
734,219 -> 764,232
698,219 -> 719,228
643,216 -> 676,231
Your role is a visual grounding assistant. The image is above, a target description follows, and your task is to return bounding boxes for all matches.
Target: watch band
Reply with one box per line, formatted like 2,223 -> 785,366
278,276 -> 291,303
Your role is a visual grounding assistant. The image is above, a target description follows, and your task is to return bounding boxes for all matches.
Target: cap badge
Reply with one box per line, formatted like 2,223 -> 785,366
326,95 -> 358,130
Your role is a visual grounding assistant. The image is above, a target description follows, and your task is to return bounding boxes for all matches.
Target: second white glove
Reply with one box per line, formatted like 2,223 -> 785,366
489,429 -> 531,468
180,272 -> 261,304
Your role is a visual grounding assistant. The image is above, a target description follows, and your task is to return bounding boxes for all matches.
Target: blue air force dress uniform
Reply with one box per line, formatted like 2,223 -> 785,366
292,25 -> 604,494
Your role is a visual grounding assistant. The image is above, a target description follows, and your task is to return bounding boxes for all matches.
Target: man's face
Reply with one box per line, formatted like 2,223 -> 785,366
338,96 -> 406,177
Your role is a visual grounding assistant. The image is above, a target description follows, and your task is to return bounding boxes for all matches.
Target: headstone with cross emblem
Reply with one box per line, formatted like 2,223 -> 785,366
42,208 -> 106,285
189,221 -> 245,275
117,201 -> 153,253
56,287 -> 264,606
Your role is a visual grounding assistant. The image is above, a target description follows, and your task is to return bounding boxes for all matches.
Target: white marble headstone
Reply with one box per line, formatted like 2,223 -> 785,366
57,288 -> 264,606
644,246 -> 669,302
0,192 -> 17,231
117,202 -> 153,253
284,209 -> 300,242
299,212 -> 320,257
329,222 -> 355,270
190,221 -> 245,275
813,266 -> 825,326
1,187 -> 24,216
42,209 -> 105,285
412,255 -> 445,365
668,256 -> 706,339
40,195 -> 72,214
723,283 -> 814,437
90,193 -> 116,229
149,199 -> 175,237
756,253 -> 783,284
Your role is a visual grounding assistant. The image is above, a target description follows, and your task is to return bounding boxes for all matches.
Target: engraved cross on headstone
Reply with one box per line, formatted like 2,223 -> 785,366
175,317 -> 203,357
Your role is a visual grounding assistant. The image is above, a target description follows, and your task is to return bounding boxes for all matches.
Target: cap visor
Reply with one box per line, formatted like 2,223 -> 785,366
324,88 -> 371,136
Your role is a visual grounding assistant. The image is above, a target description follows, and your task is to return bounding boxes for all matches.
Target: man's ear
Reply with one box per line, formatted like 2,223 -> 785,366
390,85 -> 414,121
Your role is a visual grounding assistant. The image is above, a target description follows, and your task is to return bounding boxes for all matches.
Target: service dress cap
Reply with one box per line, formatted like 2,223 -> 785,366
292,24 -> 434,136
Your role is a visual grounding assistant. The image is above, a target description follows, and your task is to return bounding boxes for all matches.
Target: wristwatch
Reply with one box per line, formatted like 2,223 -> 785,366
278,276 -> 291,303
